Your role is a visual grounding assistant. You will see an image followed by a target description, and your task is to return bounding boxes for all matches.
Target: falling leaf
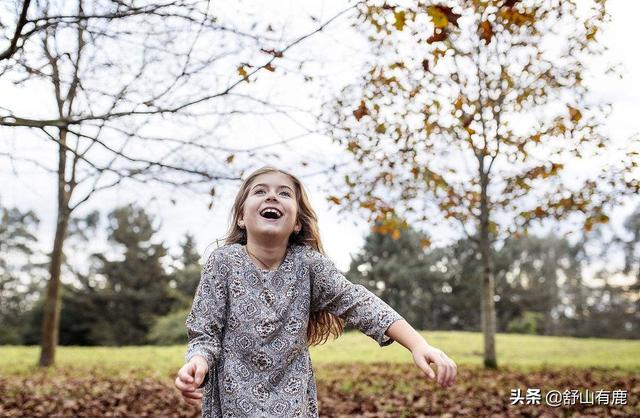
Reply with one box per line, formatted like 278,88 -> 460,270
422,59 -> 430,72
328,196 -> 341,204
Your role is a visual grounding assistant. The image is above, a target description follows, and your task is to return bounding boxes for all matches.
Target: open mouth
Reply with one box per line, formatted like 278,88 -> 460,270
260,208 -> 283,220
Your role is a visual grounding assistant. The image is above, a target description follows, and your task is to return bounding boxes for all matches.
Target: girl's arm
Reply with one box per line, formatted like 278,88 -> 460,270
386,319 -> 457,388
308,248 -> 457,387
184,250 -> 228,386
308,249 -> 405,347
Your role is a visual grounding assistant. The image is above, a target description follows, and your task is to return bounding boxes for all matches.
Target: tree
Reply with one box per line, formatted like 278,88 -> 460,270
0,0 -> 355,366
0,200 -> 45,344
85,205 -> 176,345
346,220 -> 484,331
170,233 -> 202,306
493,233 -> 584,336
323,0 -> 640,368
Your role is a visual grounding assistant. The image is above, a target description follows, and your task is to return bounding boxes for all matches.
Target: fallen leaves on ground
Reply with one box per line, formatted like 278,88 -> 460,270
0,364 -> 637,417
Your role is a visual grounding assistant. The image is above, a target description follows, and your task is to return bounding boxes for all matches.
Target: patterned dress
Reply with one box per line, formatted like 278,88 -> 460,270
184,242 -> 405,418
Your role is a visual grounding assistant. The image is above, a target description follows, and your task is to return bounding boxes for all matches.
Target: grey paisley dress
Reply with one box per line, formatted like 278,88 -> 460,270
184,242 -> 405,418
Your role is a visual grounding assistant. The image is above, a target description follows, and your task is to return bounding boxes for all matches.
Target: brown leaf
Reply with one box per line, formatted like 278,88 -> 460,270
328,196 -> 341,205
479,20 -> 493,44
260,48 -> 283,58
353,100 -> 369,121
427,28 -> 448,44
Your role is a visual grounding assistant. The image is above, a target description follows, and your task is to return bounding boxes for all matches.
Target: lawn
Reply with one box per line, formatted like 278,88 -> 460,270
1,330 -> 638,379
1,331 -> 638,417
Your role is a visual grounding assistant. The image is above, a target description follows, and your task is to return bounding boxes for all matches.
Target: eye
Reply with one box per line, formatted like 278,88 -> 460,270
280,191 -> 292,197
255,189 -> 265,194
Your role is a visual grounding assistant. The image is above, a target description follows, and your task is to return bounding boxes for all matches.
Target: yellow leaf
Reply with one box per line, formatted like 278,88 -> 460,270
375,123 -> 386,134
454,95 -> 464,110
419,238 -> 431,248
328,196 -> 341,205
238,65 -> 249,82
427,6 -> 448,28
568,105 -> 582,122
394,11 -> 406,31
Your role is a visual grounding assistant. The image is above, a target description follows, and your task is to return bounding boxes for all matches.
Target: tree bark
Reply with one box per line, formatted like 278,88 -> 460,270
479,170 -> 498,369
38,129 -> 71,367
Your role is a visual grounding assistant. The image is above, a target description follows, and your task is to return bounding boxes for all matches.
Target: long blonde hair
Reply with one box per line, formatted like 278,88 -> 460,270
222,166 -> 344,346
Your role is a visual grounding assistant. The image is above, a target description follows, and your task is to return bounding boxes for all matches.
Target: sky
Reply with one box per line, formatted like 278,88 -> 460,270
1,0 -> 639,279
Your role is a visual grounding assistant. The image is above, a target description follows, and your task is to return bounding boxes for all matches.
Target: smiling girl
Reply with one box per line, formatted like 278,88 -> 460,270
174,166 -> 457,417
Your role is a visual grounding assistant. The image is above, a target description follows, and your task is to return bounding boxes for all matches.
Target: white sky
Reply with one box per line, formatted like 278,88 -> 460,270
1,0 -> 639,279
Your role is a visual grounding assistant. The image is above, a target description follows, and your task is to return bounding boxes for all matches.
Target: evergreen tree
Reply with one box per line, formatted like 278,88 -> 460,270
170,233 -> 202,306
0,202 -> 45,344
88,205 -> 177,345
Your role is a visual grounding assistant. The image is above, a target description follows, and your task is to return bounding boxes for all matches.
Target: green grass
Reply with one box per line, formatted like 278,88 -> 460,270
1,330 -> 638,379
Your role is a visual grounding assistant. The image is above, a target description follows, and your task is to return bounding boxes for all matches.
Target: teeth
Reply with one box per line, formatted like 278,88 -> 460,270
260,208 -> 282,218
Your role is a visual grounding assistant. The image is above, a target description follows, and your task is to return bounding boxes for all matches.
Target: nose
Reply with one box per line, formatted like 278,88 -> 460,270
265,190 -> 279,201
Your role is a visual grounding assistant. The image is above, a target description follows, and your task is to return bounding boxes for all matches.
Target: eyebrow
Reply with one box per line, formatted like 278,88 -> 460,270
251,183 -> 294,192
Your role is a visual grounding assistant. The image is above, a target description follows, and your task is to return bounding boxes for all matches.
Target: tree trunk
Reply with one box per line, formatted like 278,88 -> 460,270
38,129 -> 71,367
479,172 -> 498,369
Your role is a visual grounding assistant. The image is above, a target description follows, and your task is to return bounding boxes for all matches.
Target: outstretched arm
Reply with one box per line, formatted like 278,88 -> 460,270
386,320 -> 457,388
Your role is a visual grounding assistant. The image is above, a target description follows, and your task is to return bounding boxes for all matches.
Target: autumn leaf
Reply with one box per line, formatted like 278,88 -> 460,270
328,196 -> 341,205
454,95 -> 464,110
260,48 -> 284,58
426,6 -> 448,28
375,123 -> 386,134
427,5 -> 461,28
427,28 -> 448,44
264,63 -> 275,72
353,100 -> 369,121
394,11 -> 406,31
422,59 -> 430,72
479,20 -> 493,44
226,154 -> 235,163
568,105 -> 582,122
238,65 -> 250,82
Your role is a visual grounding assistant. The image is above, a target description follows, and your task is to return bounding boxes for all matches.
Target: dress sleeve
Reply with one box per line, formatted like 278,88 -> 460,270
308,249 -> 405,347
184,250 -> 227,372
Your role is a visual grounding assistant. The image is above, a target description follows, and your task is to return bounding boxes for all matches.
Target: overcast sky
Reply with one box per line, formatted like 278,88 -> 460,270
1,0 -> 639,277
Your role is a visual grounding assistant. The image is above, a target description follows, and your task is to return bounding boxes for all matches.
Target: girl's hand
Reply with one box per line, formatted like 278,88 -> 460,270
174,356 -> 209,406
411,342 -> 457,388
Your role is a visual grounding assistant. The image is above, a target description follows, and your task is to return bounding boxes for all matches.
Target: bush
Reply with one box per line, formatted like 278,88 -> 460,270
507,311 -> 544,334
147,308 -> 190,345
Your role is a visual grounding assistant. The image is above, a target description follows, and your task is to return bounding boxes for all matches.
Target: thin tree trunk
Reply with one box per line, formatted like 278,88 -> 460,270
479,171 -> 498,369
39,129 -> 71,367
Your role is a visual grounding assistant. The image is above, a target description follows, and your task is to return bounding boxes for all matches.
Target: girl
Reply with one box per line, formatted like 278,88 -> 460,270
174,166 -> 457,417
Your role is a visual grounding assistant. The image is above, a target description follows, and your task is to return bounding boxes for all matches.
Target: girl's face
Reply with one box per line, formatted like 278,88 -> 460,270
239,171 -> 301,242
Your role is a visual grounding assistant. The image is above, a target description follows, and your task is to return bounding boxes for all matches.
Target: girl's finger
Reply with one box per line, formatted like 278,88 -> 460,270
181,390 -> 203,400
178,365 -> 194,384
437,361 -> 449,387
416,353 -> 436,380
175,376 -> 196,392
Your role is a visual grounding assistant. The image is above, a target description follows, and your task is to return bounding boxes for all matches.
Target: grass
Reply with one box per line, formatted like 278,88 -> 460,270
1,330 -> 638,379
